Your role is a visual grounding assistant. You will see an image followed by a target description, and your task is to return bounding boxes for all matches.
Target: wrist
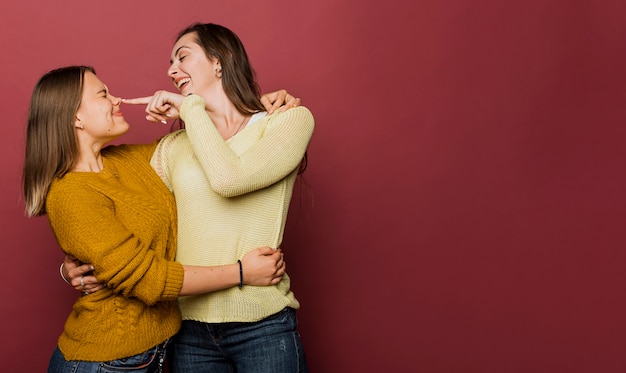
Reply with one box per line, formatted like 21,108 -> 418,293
237,260 -> 243,289
180,94 -> 203,122
59,263 -> 71,285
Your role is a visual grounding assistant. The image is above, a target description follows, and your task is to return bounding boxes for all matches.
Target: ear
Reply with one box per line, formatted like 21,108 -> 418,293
75,116 -> 84,130
210,57 -> 221,70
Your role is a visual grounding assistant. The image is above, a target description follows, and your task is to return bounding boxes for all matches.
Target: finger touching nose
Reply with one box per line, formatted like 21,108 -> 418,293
111,95 -> 123,106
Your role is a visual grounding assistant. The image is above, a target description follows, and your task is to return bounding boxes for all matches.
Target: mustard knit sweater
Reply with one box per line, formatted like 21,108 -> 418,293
151,95 -> 314,323
46,143 -> 184,362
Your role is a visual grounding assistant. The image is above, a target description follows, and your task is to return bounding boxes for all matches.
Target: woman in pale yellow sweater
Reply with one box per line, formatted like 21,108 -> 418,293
126,23 -> 314,372
23,66 -> 292,373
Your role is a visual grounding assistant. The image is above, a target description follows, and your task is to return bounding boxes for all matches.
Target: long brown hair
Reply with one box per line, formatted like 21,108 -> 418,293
22,66 -> 94,216
176,23 -> 307,173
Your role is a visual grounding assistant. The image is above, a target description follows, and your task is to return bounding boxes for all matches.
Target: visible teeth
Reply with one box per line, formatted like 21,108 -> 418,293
177,78 -> 190,89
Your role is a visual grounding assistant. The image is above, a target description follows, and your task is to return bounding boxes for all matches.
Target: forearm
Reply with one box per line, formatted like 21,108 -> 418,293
179,247 -> 285,295
181,95 -> 314,197
63,247 -> 285,297
180,263 -> 240,296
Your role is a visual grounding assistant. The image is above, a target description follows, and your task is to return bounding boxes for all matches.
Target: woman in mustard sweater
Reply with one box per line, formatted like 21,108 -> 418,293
23,66 -> 292,373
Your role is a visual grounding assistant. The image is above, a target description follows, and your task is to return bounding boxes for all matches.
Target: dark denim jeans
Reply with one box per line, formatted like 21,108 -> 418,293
168,307 -> 308,373
47,339 -> 168,373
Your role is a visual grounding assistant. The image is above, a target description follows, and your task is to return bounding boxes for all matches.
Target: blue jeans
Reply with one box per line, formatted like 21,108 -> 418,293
47,339 -> 169,373
168,307 -> 308,373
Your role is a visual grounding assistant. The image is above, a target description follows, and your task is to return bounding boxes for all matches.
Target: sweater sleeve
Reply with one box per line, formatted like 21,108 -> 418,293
150,131 -> 185,192
180,95 -> 315,197
46,180 -> 183,305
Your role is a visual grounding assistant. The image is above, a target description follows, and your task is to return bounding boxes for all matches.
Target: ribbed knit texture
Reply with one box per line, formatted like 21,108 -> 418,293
46,143 -> 184,362
151,95 -> 314,323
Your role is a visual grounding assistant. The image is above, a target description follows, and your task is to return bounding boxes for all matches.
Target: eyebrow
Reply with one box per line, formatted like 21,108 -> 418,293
170,45 -> 189,64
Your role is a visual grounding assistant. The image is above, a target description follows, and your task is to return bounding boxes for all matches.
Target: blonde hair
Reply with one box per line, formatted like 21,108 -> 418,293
22,66 -> 94,216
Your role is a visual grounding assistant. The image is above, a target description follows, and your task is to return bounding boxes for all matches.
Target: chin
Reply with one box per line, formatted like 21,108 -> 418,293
115,122 -> 131,135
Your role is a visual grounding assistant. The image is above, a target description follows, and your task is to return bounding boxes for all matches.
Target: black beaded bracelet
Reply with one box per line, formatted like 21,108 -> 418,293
237,259 -> 243,289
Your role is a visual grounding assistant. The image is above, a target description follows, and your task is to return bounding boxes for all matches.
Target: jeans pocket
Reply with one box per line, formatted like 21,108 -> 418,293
260,307 -> 297,332
99,347 -> 157,372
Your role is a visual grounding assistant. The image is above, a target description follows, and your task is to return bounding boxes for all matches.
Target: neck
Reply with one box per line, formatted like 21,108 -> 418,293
200,90 -> 249,139
72,145 -> 104,173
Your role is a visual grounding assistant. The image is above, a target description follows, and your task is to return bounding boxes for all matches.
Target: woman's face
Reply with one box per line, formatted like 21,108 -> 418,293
168,32 -> 219,96
75,72 -> 129,142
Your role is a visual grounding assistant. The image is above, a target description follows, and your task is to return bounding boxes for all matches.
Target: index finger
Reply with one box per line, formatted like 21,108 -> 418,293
121,96 -> 153,105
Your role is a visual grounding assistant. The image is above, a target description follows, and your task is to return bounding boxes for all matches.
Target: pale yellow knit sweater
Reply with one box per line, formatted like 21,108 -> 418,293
46,143 -> 184,362
151,95 -> 314,322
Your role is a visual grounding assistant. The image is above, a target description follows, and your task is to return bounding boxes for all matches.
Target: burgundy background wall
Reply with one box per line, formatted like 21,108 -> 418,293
1,1 -> 625,371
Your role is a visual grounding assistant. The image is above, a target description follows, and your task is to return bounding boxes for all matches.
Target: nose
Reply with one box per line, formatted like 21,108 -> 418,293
167,65 -> 180,90
167,62 -> 179,79
111,96 -> 123,106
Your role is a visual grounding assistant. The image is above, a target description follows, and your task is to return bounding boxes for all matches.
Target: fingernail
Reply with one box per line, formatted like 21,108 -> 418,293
161,120 -> 167,124
166,113 -> 172,117
90,265 -> 95,270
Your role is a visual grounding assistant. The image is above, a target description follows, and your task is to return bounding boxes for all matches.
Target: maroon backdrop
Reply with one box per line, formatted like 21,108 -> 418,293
1,1 -> 625,371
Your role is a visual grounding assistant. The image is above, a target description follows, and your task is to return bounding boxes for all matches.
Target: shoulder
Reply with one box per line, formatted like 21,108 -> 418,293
158,129 -> 187,144
155,130 -> 188,153
266,106 -> 314,129
271,106 -> 313,119
49,175 -> 81,196
47,176 -> 100,216
152,130 -> 189,170
103,143 -> 158,161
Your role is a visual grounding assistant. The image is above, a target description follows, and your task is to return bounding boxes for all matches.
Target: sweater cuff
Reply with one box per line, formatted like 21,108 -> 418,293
163,262 -> 185,299
180,94 -> 206,122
